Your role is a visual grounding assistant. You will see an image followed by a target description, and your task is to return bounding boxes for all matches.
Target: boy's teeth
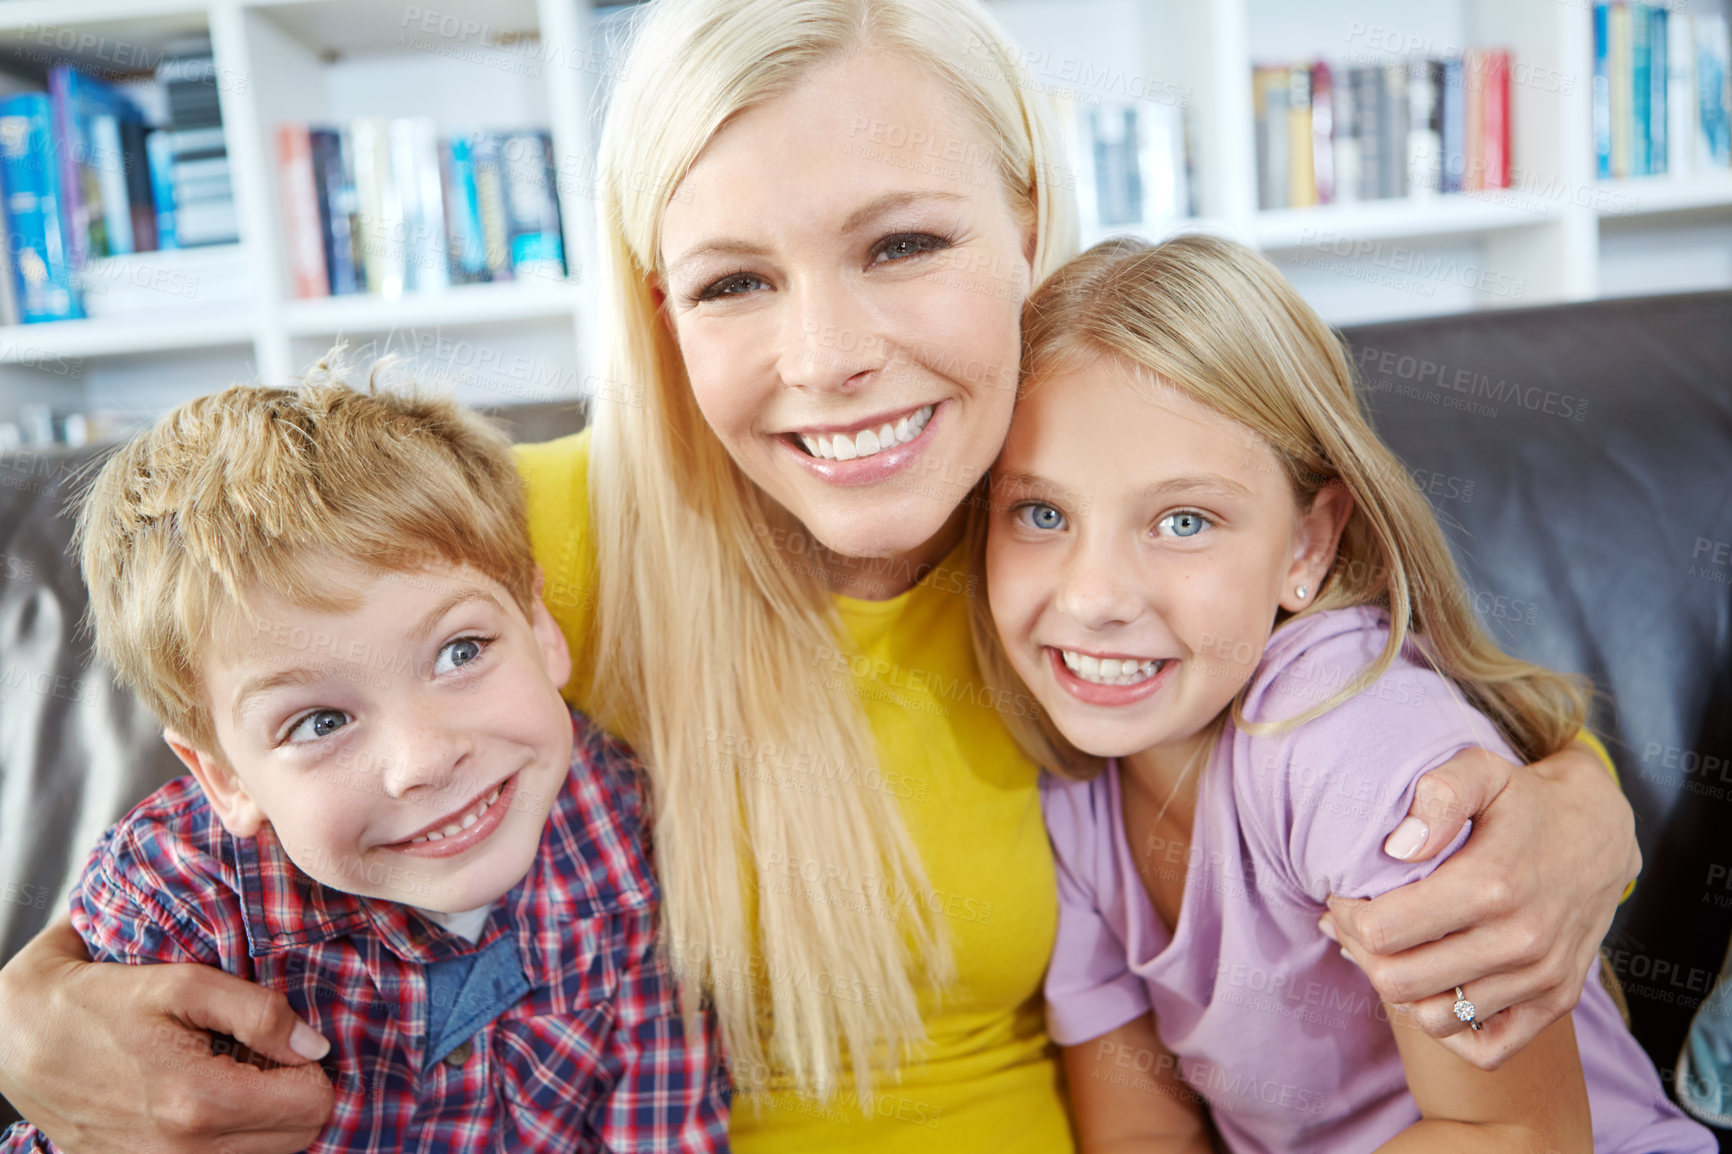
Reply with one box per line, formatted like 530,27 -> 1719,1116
406,781 -> 505,844
798,404 -> 933,461
1060,650 -> 1163,686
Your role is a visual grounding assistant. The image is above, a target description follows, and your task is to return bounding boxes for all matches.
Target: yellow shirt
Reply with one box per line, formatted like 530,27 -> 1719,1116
515,431 -> 1074,1154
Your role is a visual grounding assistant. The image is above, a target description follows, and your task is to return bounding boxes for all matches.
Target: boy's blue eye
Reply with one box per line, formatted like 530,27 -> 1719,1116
1016,503 -> 1066,531
288,709 -> 348,744
1159,511 -> 1210,538
434,636 -> 485,675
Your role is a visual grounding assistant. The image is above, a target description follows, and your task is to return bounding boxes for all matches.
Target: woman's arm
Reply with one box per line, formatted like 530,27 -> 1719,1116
1324,742 -> 1638,1070
1375,999 -> 1592,1153
1063,1014 -> 1215,1154
0,914 -> 334,1154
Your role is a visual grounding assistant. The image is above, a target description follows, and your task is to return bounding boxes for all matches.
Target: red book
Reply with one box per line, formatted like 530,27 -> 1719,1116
1482,51 -> 1510,189
276,123 -> 329,299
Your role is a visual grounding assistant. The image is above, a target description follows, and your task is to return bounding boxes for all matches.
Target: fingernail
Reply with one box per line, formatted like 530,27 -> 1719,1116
1339,947 -> 1355,965
1384,816 -> 1428,860
1317,915 -> 1338,942
290,1020 -> 331,1061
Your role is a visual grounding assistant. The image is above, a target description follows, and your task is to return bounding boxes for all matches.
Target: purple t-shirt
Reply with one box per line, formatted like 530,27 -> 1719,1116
1043,606 -> 1713,1154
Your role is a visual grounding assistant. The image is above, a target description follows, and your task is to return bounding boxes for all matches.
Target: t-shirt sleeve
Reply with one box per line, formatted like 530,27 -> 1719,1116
1234,651 -> 1517,905
1040,773 -> 1153,1046
70,815 -> 226,967
513,428 -> 597,712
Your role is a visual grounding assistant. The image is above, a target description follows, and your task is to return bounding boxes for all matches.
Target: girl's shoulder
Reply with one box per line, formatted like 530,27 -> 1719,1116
1039,766 -> 1120,877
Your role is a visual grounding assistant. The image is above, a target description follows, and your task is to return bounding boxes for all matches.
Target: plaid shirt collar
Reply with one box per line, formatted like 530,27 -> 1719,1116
230,714 -> 651,978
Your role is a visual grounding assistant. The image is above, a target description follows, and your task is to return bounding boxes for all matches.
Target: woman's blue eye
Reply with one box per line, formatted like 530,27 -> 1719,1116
434,637 -> 485,675
1160,511 -> 1210,538
1016,503 -> 1066,531
873,232 -> 949,263
696,271 -> 766,301
288,709 -> 348,744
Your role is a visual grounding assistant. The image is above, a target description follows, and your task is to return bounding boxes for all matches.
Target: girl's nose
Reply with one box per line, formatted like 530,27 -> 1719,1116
1054,541 -> 1146,632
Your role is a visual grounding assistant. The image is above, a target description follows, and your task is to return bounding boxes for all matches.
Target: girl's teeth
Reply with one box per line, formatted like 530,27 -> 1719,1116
798,404 -> 934,461
1060,650 -> 1163,686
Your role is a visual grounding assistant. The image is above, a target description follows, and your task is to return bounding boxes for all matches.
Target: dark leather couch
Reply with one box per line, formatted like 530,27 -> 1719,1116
1,295 -> 1729,1142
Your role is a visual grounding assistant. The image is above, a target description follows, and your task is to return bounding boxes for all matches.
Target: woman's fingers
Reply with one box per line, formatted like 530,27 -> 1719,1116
0,919 -> 335,1153
1384,747 -> 1514,863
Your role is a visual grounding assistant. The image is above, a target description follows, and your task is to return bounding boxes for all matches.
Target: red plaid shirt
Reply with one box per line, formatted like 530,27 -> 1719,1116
2,711 -> 729,1153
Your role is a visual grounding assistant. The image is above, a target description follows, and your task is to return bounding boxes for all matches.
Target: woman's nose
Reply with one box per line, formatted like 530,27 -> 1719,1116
778,278 -> 887,392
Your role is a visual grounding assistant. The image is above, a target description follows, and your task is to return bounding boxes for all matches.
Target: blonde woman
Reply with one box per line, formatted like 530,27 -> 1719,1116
0,2 -> 1639,1151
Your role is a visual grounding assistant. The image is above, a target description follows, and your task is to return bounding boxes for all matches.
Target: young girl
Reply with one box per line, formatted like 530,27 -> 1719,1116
972,235 -> 1715,1153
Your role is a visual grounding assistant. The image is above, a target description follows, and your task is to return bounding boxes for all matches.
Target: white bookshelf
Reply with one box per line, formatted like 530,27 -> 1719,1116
990,0 -> 1732,324
0,0 -> 1728,435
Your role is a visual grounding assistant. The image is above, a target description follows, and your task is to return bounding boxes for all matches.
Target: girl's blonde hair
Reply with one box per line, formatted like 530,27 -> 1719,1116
970,234 -> 1587,780
585,0 -> 1076,1102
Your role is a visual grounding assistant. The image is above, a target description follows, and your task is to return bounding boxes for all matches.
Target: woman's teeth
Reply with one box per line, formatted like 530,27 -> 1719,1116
408,783 -> 503,843
1061,650 -> 1164,686
799,404 -> 933,461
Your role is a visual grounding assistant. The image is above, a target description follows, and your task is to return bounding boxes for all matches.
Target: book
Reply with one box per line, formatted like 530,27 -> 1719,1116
1310,63 -> 1335,205
1482,51 -> 1510,189
0,94 -> 81,322
1254,65 -> 1290,210
1286,67 -> 1315,208
1699,14 -> 1732,168
390,117 -> 449,293
350,116 -> 404,298
1595,2 -> 1613,177
1352,66 -> 1384,200
276,124 -> 328,299
1632,7 -> 1652,175
1612,3 -> 1632,176
499,131 -> 565,282
471,134 -> 512,279
1651,7 -> 1669,173
1668,10 -> 1695,179
443,135 -> 490,284
1379,62 -> 1409,198
309,128 -> 361,294
1408,58 -> 1442,196
1332,67 -> 1360,205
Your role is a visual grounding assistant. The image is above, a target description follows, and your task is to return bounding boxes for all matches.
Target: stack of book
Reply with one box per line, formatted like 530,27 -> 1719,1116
1253,51 -> 1512,210
1593,4 -> 1732,178
277,120 -> 567,300
0,42 -> 242,325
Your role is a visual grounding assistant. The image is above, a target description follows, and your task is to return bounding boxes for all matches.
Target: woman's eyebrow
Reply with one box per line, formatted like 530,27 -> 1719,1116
840,190 -> 969,233
665,238 -> 773,278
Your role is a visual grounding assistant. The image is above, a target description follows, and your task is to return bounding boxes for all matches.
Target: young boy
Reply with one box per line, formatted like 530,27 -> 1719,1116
0,374 -> 731,1152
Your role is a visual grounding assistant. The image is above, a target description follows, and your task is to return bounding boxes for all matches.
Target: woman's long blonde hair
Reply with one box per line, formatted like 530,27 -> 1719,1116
969,235 -> 1587,780
584,0 -> 1076,1102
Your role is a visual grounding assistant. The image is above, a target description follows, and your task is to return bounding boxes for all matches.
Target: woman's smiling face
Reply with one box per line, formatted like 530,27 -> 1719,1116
658,48 -> 1034,574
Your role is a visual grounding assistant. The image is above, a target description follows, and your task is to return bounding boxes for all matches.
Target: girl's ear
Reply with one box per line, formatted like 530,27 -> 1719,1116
164,731 -> 267,837
1281,482 -> 1354,614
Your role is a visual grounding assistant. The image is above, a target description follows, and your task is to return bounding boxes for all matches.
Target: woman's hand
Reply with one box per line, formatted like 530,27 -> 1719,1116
0,914 -> 335,1153
1321,743 -> 1638,1071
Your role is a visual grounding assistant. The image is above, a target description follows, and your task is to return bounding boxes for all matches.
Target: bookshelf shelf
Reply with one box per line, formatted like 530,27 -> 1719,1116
282,281 -> 583,337
1596,175 -> 1732,217
1251,195 -> 1562,250
0,310 -> 253,362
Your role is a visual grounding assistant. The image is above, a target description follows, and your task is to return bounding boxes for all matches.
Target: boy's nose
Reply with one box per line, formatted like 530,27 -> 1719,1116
379,704 -> 473,800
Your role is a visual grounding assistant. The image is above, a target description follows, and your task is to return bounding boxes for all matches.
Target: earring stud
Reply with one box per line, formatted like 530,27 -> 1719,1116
1295,584 -> 1309,600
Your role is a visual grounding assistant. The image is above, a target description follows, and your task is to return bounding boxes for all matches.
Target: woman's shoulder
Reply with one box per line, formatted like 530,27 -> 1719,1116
512,428 -> 597,695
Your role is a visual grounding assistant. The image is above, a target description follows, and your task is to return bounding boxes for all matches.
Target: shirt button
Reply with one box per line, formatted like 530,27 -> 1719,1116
443,1041 -> 473,1068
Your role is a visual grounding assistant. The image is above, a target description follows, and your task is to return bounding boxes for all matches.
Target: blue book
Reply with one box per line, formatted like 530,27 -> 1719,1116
1651,7 -> 1669,174
0,93 -> 82,321
498,131 -> 564,282
443,135 -> 489,283
145,129 -> 178,250
1594,2 -> 1612,178
1631,6 -> 1652,176
48,65 -> 150,268
309,128 -> 360,295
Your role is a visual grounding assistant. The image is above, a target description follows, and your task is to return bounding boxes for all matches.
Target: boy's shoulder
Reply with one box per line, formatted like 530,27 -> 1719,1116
74,775 -> 245,966
539,708 -> 658,920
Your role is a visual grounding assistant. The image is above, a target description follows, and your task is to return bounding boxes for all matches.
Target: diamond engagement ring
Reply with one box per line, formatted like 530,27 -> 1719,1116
1453,986 -> 1483,1031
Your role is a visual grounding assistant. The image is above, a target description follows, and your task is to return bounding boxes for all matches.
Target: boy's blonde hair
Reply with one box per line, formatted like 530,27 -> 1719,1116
587,0 -> 1077,1103
970,234 -> 1588,778
76,361 -> 536,751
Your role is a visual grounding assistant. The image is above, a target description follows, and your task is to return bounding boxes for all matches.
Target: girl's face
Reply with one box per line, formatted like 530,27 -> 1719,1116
658,49 -> 1033,570
985,356 -> 1350,775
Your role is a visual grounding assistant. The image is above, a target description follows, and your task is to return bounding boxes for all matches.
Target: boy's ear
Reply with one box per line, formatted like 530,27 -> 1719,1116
529,568 -> 573,692
163,730 -> 267,838
1281,482 -> 1355,614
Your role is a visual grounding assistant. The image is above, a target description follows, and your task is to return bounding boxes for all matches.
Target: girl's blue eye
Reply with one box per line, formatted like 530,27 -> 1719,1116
288,709 -> 348,744
434,637 -> 485,675
1159,511 -> 1210,538
1016,503 -> 1066,531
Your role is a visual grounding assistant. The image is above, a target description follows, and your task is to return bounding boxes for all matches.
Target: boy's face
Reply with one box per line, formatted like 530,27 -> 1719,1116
169,561 -> 576,915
